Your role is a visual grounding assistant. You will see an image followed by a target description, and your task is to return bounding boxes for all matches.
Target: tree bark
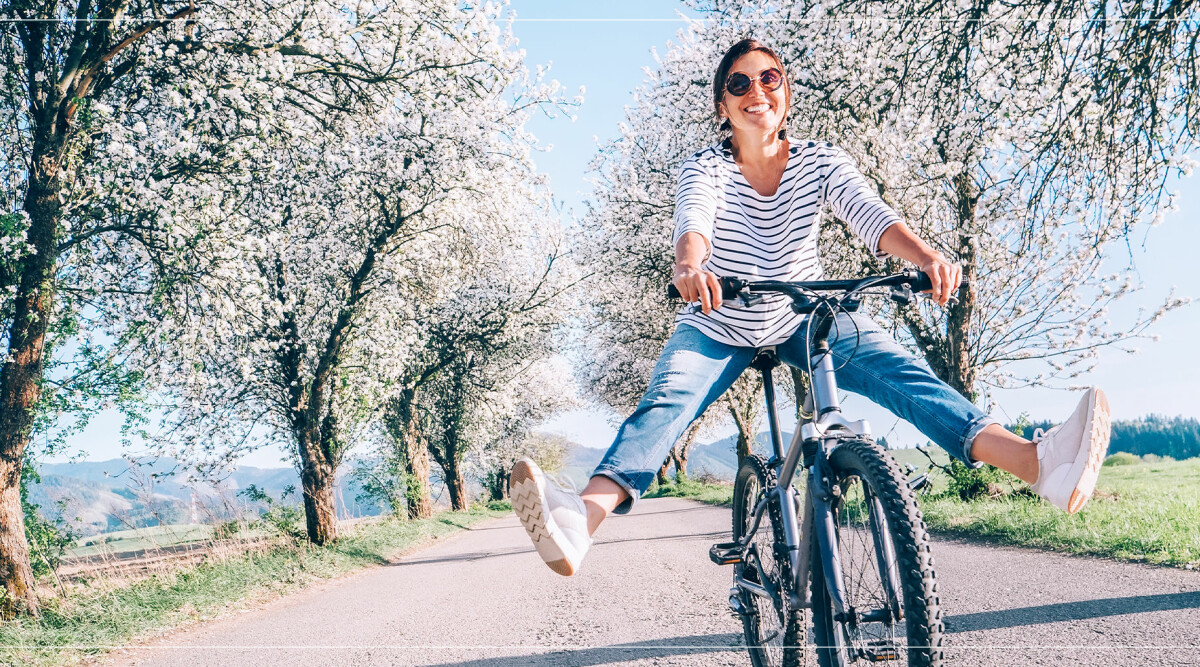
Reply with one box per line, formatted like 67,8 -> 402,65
656,458 -> 671,486
387,389 -> 433,520
0,138 -> 70,617
672,423 -> 699,482
0,458 -> 36,618
727,398 -> 759,465
446,461 -> 469,511
297,426 -> 338,544
945,172 -> 980,401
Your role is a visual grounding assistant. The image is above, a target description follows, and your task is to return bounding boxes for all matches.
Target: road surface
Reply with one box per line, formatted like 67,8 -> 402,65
106,497 -> 1200,666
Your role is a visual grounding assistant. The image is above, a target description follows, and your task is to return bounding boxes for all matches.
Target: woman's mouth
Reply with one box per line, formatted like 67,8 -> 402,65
743,104 -> 771,114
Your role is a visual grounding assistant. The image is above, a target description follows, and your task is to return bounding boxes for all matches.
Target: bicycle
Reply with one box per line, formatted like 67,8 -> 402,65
668,270 -> 956,667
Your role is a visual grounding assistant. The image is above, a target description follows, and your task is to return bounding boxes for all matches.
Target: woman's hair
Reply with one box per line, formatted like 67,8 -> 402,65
712,38 -> 790,139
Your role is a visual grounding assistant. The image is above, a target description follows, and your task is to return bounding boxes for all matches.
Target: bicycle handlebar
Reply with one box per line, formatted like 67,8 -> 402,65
666,270 -> 969,304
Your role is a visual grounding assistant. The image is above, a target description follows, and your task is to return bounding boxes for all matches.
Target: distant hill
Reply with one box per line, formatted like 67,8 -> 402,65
28,458 -> 386,536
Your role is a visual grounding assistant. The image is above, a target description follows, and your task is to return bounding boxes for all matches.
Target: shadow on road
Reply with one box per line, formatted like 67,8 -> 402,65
946,591 -> 1200,633
416,632 -> 744,667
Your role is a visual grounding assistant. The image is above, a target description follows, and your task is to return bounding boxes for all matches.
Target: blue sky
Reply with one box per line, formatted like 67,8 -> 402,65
55,1 -> 1197,464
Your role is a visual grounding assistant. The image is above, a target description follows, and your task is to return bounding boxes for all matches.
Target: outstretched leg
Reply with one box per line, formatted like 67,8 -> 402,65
777,312 -> 1110,513
511,324 -> 754,575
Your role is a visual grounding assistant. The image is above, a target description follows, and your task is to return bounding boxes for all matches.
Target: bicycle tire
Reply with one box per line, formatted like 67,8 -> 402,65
810,439 -> 943,666
732,455 -> 805,667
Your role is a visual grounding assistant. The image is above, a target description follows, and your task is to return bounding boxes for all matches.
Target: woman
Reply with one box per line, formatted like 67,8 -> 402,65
510,38 -> 1110,577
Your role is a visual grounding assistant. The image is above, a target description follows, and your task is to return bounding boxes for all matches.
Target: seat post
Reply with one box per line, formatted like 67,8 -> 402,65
752,348 -> 785,462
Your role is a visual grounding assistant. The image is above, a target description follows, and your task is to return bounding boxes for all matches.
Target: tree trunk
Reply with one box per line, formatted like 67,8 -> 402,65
487,467 -> 510,501
0,146 -> 69,617
386,388 -> 433,519
945,172 -> 980,401
298,427 -> 338,544
791,367 -> 810,422
672,424 -> 699,482
445,460 -> 469,511
657,457 -> 671,486
0,458 -> 36,618
727,399 -> 758,465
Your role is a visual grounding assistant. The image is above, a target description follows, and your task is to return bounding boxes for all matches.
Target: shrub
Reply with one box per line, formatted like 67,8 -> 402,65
239,485 -> 305,540
1103,452 -> 1141,467
942,459 -> 1025,501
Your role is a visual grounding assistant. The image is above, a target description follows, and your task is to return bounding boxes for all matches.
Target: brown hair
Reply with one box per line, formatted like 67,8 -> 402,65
712,38 -> 790,139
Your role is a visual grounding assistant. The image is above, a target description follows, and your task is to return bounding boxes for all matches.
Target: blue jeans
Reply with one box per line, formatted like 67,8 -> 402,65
594,316 -> 996,513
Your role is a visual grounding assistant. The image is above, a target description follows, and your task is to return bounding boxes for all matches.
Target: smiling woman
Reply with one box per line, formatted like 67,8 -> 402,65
511,34 -> 1112,587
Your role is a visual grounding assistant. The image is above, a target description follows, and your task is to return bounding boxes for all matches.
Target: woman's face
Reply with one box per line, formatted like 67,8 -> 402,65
719,50 -> 788,139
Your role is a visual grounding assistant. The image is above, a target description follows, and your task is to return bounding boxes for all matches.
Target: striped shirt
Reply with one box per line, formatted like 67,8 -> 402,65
672,139 -> 902,347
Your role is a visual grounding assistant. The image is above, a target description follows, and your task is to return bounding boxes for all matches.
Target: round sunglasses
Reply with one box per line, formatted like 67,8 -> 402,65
725,67 -> 784,97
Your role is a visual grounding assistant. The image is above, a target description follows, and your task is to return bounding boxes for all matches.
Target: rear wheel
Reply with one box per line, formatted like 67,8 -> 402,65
810,439 -> 943,666
732,455 -> 805,667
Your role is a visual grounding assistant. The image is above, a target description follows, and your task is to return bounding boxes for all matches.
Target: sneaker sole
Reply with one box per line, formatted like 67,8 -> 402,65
1066,389 -> 1111,514
509,460 -> 577,576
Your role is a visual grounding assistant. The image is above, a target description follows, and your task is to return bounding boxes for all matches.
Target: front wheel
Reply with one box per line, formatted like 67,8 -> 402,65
810,439 -> 943,666
732,455 -> 805,667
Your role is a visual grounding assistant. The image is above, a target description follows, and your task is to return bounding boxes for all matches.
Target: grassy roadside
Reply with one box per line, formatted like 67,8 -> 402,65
919,457 -> 1200,568
0,503 -> 509,667
644,456 -> 1200,569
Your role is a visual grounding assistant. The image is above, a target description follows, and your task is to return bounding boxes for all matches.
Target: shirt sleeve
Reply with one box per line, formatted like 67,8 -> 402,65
821,145 -> 902,258
671,154 -> 721,258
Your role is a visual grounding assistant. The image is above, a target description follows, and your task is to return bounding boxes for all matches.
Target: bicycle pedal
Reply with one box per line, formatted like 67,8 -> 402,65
709,542 -> 743,565
861,639 -> 899,662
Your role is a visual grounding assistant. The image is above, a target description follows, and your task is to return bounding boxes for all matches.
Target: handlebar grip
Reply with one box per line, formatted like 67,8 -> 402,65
667,277 -> 744,301
905,272 -> 970,293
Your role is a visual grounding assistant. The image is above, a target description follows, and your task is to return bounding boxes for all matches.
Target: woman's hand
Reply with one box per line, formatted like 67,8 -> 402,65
673,264 -> 723,314
919,253 -> 962,306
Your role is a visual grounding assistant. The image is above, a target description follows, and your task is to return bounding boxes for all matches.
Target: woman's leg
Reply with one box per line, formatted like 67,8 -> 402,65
971,424 -> 1038,483
775,312 -> 1109,512
579,475 -> 627,535
776,312 -> 999,467
588,324 -> 756,524
511,324 -> 753,576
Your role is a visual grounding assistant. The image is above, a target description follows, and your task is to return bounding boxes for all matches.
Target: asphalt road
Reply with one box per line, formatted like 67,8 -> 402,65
106,497 -> 1200,667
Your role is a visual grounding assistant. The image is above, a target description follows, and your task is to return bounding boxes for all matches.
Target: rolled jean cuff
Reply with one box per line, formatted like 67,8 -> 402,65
591,465 -> 641,515
961,414 -> 1000,468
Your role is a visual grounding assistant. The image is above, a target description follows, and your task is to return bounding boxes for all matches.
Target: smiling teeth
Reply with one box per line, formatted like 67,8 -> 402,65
745,104 -> 770,113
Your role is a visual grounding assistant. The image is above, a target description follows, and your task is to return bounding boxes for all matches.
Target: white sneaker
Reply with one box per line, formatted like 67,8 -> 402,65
1030,387 -> 1111,514
509,458 -> 592,576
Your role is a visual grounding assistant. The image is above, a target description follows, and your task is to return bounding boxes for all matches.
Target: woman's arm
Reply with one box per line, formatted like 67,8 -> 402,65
673,232 -> 723,314
878,223 -> 962,306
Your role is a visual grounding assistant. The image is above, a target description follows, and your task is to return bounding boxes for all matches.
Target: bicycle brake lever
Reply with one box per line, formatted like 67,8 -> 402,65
739,292 -> 763,307
915,292 -> 960,307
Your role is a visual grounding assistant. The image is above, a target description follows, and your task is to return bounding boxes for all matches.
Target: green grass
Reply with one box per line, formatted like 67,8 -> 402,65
645,477 -> 735,506
642,455 -> 1200,570
0,505 -> 507,667
920,457 -> 1200,568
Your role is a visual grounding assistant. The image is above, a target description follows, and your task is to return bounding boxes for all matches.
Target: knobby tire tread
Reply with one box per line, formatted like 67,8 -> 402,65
811,439 -> 944,667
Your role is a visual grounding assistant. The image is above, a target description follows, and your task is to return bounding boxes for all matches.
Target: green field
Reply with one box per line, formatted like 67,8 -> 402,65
68,524 -> 215,558
648,452 -> 1200,569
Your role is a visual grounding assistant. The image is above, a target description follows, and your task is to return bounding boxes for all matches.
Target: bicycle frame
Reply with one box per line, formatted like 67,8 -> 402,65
735,306 -> 903,630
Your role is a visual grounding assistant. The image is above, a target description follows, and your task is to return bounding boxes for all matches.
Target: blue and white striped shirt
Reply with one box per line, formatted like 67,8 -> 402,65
672,139 -> 901,347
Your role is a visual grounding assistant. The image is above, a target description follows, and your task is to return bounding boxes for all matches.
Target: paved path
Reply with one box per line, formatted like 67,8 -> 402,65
106,498 -> 1200,666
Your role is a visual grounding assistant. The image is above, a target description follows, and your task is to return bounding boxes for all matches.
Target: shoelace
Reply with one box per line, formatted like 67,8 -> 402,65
1032,427 -> 1048,457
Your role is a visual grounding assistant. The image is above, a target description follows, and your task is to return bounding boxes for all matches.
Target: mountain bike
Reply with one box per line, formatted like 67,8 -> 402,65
669,270 -> 954,667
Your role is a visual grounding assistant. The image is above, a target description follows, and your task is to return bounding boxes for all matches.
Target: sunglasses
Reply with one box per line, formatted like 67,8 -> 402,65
725,67 -> 784,97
